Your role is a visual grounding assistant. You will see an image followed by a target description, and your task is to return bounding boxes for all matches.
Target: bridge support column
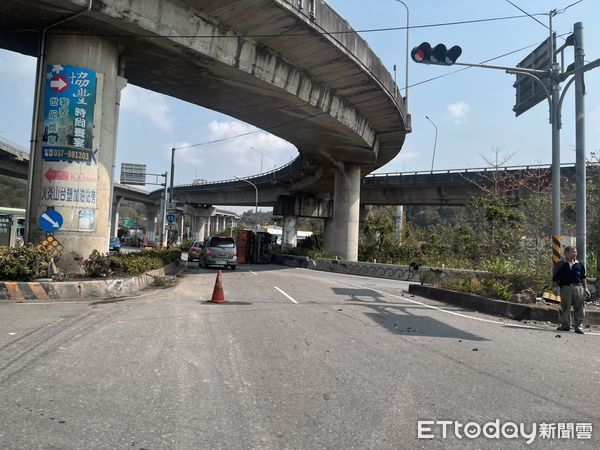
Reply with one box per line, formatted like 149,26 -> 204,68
191,206 -> 215,241
395,205 -> 404,233
282,216 -> 298,249
145,204 -> 159,244
197,217 -> 207,241
27,32 -> 123,272
110,196 -> 124,237
330,163 -> 360,261
323,218 -> 335,254
179,214 -> 185,244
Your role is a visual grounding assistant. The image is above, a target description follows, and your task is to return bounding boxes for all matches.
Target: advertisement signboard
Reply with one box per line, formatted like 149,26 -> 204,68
39,64 -> 99,232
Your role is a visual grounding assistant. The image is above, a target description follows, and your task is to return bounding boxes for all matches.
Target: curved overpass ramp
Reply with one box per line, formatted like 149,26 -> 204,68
1,0 -> 409,261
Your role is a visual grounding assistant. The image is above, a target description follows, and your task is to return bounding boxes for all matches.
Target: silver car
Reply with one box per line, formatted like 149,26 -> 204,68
199,236 -> 237,270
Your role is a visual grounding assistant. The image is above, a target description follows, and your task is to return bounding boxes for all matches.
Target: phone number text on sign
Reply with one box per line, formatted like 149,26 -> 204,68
42,147 -> 97,164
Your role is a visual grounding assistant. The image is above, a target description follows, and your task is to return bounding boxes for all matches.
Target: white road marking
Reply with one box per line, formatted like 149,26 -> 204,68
249,271 -> 258,276
351,283 -> 600,336
274,286 -> 298,304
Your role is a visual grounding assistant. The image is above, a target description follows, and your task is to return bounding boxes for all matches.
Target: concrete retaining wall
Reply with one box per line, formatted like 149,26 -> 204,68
273,254 -> 488,283
0,262 -> 180,302
271,254 -> 315,268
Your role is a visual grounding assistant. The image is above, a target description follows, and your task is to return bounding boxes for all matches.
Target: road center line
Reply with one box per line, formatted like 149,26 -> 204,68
274,286 -> 298,304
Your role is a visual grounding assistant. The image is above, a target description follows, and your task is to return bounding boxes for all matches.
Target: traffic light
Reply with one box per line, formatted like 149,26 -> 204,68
411,42 -> 431,63
411,42 -> 462,66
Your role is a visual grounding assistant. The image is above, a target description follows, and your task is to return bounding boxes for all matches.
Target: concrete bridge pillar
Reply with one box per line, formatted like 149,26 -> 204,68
191,206 -> 215,242
395,205 -> 404,233
327,163 -> 360,261
197,217 -> 208,241
145,204 -> 159,243
282,216 -> 298,249
27,32 -> 123,271
110,196 -> 124,237
178,214 -> 185,243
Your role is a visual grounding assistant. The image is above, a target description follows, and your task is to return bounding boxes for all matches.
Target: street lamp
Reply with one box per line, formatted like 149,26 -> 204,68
392,0 -> 410,106
425,115 -> 438,172
234,176 -> 258,213
249,146 -> 264,174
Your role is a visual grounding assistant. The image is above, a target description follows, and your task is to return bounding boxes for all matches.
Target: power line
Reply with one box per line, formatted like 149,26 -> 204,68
3,13 -> 549,39
174,35 -> 564,151
504,0 -> 550,30
556,0 -> 584,14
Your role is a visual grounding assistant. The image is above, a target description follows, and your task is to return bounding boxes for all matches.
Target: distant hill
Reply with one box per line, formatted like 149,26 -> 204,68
0,175 -> 27,208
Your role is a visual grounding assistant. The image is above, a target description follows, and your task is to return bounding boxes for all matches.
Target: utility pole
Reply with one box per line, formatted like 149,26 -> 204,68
574,22 -> 586,265
550,60 -> 562,265
547,9 -> 563,266
169,147 -> 175,203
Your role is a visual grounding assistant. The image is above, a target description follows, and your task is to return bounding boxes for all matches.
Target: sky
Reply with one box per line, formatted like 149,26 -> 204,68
1,0 -> 599,198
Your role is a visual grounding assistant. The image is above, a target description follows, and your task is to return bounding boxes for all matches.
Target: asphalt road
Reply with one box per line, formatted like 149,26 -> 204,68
1,264 -> 599,449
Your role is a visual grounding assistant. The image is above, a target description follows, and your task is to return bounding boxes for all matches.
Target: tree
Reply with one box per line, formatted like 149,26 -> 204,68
0,175 -> 27,208
240,210 -> 273,227
359,206 -> 398,263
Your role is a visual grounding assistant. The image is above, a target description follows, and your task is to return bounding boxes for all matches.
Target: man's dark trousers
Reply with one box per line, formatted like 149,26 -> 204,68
559,285 -> 585,329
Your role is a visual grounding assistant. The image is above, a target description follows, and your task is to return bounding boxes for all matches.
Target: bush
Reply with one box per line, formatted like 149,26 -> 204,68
421,257 -> 553,300
84,248 -> 181,278
0,245 -> 49,281
179,239 -> 193,251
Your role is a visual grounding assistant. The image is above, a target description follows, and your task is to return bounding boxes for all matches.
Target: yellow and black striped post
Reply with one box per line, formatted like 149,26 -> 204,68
552,235 -> 561,265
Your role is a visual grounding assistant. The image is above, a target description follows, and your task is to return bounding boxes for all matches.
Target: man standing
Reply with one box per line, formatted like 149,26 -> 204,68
553,246 -> 591,334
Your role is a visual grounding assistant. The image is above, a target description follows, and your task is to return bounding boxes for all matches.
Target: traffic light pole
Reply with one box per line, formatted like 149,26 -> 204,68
550,63 -> 562,265
412,24 -> 600,272
440,55 -> 600,267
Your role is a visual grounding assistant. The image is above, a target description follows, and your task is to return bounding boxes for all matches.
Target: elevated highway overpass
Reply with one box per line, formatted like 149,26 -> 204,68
4,133 -> 574,209
2,136 -> 581,242
162,162 -> 579,208
1,0 -> 409,263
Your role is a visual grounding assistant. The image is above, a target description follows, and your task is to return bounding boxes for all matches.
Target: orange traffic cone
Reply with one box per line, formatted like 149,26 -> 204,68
209,270 -> 228,303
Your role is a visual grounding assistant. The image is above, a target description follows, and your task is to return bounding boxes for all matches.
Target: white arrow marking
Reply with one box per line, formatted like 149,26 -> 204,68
41,212 -> 60,228
50,78 -> 67,90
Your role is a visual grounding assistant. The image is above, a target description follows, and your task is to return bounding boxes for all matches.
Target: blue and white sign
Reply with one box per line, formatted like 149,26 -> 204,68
38,209 -> 63,232
166,214 -> 176,224
42,64 -> 97,162
39,64 -> 100,236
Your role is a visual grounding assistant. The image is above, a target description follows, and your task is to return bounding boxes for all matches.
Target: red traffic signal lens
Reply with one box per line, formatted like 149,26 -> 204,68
411,42 -> 432,64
